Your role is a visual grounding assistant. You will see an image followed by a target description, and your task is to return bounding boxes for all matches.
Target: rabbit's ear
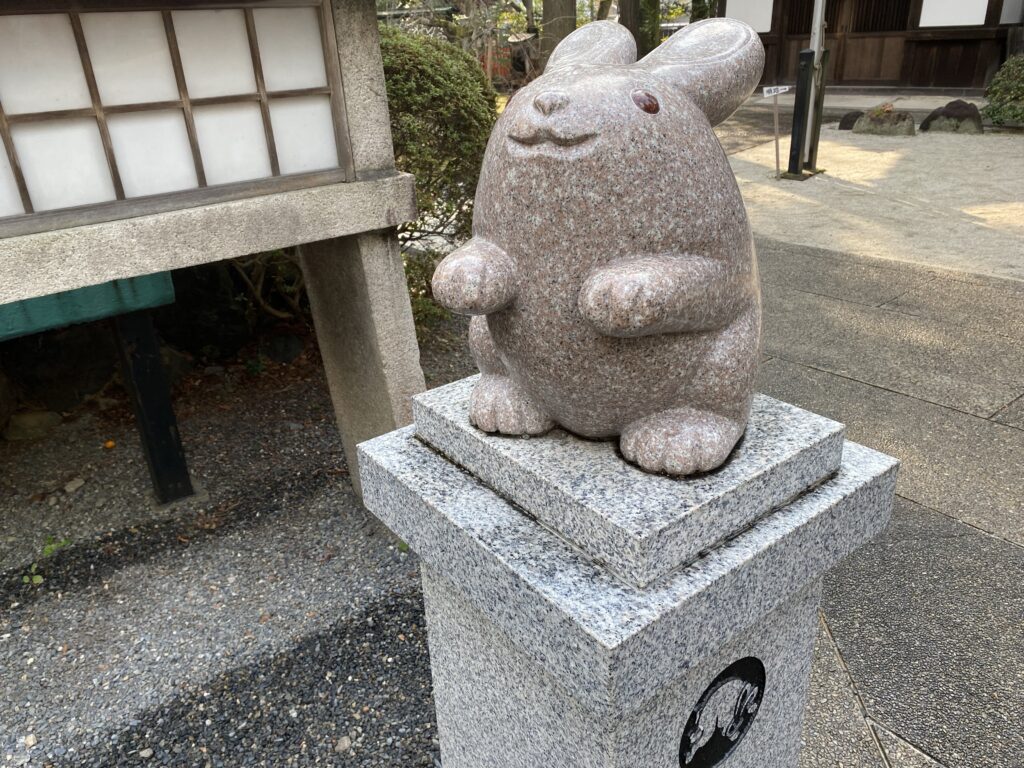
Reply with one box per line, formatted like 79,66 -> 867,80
545,21 -> 637,73
637,18 -> 764,126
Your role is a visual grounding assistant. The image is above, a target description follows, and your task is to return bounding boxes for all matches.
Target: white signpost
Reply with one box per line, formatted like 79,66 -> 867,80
763,85 -> 791,179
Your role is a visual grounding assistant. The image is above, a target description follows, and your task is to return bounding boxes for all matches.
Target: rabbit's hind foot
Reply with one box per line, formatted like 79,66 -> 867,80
470,375 -> 554,436
620,407 -> 744,476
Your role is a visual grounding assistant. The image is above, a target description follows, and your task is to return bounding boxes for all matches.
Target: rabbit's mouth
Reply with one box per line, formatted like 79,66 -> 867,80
508,127 -> 597,150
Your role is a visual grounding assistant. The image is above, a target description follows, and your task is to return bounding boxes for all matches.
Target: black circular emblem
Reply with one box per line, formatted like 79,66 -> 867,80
679,657 -> 766,768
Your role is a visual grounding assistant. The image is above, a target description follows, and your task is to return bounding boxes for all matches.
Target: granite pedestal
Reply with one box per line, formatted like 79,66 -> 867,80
359,376 -> 898,768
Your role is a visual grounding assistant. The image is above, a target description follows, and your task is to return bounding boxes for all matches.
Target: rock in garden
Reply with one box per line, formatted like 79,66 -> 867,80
264,333 -> 304,364
853,105 -> 916,136
3,411 -> 61,441
920,99 -> 983,133
838,110 -> 863,130
160,345 -> 194,388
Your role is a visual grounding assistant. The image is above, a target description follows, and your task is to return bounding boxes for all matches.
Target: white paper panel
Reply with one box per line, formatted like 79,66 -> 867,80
270,97 -> 338,174
12,120 -> 116,212
172,10 -> 256,98
81,12 -> 179,106
194,103 -> 271,184
0,15 -> 92,115
109,111 -> 197,198
724,0 -> 774,33
919,0 -> 987,26
253,7 -> 328,92
0,150 -> 25,218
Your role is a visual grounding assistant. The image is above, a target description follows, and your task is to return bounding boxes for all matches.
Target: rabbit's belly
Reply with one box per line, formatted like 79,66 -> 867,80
491,315 -> 714,436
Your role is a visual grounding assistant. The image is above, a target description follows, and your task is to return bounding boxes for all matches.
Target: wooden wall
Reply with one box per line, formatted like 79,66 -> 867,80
721,0 -> 1013,89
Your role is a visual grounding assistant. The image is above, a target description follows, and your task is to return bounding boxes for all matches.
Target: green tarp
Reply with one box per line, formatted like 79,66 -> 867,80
0,274 -> 175,342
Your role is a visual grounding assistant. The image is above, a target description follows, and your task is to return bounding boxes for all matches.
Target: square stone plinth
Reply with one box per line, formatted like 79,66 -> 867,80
423,565 -> 822,768
360,430 -> 896,767
413,376 -> 846,587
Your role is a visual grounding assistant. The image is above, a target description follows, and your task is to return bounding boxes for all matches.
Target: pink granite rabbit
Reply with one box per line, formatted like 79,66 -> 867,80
431,18 -> 765,476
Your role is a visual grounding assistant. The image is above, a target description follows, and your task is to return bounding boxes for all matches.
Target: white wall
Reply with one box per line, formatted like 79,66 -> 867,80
1001,0 -> 1024,24
725,0 -> 774,34
919,0 -> 988,27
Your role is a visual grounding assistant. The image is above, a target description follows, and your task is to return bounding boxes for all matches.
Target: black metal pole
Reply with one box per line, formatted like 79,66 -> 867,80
787,49 -> 815,177
112,310 -> 194,504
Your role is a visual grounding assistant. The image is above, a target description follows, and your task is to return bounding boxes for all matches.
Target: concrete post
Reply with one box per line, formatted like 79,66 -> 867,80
300,0 -> 426,495
300,232 -> 425,497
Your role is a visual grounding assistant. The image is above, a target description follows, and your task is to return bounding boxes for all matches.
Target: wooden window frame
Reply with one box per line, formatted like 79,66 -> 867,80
0,0 -> 354,239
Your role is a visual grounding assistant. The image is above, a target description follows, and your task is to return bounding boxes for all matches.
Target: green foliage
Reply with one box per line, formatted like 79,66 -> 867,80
21,535 -> 70,587
662,0 -> 688,23
403,248 -> 450,330
42,536 -> 70,558
245,355 -> 266,376
688,0 -> 718,21
983,54 -> 1024,126
379,25 -> 498,250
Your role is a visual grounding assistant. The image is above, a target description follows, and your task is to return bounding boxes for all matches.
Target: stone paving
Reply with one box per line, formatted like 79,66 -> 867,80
758,238 -> 1024,768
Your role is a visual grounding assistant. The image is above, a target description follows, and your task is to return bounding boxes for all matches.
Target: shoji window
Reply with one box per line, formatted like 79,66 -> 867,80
0,2 -> 352,237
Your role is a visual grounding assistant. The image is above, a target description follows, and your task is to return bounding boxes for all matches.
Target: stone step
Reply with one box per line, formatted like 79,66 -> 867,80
413,375 -> 846,588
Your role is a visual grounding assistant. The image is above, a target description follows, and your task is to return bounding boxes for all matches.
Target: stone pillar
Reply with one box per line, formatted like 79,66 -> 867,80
359,376 -> 898,768
300,0 -> 426,496
300,232 -> 424,497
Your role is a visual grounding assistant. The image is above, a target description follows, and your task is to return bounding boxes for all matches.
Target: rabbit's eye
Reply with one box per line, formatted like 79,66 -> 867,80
631,90 -> 660,114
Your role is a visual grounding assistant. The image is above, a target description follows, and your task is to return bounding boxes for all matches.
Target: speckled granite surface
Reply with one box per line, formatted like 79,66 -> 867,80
414,375 -> 846,587
430,19 -> 767,476
359,428 -> 898,717
424,565 -> 820,768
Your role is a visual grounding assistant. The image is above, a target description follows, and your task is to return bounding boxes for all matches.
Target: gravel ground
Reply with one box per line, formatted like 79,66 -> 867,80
0,333 -> 471,767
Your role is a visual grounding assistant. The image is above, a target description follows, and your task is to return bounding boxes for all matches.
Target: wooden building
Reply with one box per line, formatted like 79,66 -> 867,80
720,0 -> 1024,89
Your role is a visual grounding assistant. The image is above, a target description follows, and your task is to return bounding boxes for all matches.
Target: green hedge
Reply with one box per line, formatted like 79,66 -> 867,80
379,25 -> 497,248
983,54 -> 1024,126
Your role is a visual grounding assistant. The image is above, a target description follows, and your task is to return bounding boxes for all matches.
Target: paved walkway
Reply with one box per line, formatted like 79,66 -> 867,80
721,110 -> 1023,767
758,239 -> 1024,768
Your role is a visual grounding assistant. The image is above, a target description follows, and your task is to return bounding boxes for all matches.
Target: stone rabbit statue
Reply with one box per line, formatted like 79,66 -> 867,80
431,18 -> 765,476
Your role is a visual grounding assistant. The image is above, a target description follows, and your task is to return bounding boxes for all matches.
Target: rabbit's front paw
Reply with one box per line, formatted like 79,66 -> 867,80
470,375 -> 553,436
620,408 -> 744,476
578,259 -> 679,337
432,239 -> 517,315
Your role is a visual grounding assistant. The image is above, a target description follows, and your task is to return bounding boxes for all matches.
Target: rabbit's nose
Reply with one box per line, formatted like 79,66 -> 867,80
533,91 -> 569,116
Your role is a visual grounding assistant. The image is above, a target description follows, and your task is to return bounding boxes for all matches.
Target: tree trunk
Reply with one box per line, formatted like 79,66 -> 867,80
541,0 -> 577,69
596,0 -> 612,21
690,0 -> 720,22
523,0 -> 537,32
618,0 -> 659,57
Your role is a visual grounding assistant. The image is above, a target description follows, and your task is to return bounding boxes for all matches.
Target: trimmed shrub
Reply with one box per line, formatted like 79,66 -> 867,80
379,24 -> 498,249
983,54 -> 1024,126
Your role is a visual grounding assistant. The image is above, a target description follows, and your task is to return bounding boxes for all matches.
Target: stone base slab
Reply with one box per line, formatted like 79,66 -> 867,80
413,376 -> 846,587
359,428 -> 897,717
